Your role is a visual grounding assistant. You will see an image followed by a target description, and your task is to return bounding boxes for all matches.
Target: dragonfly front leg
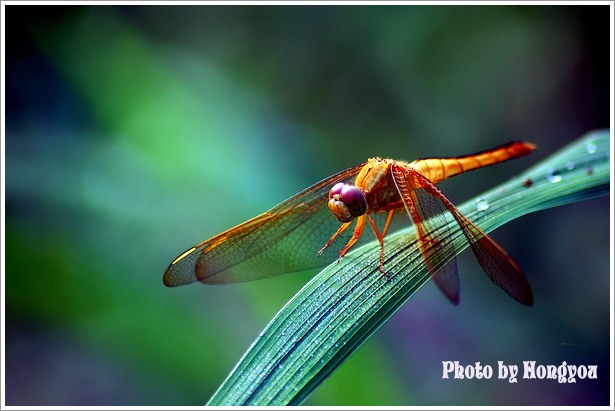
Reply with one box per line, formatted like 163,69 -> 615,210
318,221 -> 352,257
318,217 -> 366,263
327,215 -> 365,262
337,215 -> 367,262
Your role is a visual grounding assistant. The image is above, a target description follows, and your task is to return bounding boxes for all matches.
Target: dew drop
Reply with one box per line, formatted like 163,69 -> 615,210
547,169 -> 562,183
566,161 -> 575,170
586,143 -> 597,154
475,199 -> 489,211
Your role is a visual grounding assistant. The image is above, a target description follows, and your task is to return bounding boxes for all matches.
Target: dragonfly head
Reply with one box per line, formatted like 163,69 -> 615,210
327,182 -> 368,222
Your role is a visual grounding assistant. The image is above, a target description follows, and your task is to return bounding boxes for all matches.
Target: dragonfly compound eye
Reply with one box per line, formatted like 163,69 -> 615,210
327,183 -> 368,222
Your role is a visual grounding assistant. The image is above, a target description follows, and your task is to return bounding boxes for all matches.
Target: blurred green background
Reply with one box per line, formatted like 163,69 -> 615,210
4,4 -> 611,406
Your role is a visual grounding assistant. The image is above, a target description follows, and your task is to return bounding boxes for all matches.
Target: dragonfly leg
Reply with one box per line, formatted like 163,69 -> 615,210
380,209 -> 395,237
336,215 -> 367,262
366,214 -> 392,280
318,221 -> 352,256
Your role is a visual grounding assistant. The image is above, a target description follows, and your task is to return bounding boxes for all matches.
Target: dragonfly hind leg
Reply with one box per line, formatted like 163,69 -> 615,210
366,211 -> 395,280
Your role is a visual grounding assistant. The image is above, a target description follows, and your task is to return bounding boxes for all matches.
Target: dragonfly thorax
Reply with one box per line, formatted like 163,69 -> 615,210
356,158 -> 403,213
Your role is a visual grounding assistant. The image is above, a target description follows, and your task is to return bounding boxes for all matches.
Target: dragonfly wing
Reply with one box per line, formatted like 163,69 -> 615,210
390,164 -> 461,305
163,163 -> 367,287
405,168 -> 534,306
443,203 -> 534,306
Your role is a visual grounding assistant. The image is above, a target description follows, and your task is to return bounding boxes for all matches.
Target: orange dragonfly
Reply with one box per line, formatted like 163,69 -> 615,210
164,141 -> 535,306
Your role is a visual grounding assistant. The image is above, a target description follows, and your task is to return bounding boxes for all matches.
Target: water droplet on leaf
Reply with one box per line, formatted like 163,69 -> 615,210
476,199 -> 489,211
547,169 -> 562,183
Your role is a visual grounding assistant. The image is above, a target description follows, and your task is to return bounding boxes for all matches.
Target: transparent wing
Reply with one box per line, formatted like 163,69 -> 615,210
163,163 -> 367,287
390,164 -> 461,304
393,164 -> 533,306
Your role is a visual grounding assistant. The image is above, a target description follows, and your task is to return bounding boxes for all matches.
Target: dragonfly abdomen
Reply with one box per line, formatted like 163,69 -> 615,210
410,141 -> 536,184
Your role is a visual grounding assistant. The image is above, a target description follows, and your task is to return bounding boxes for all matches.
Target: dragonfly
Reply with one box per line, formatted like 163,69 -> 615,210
164,141 -> 535,306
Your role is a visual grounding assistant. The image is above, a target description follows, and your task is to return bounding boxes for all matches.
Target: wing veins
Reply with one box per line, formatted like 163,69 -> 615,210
163,162 -> 366,286
390,164 -> 461,304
